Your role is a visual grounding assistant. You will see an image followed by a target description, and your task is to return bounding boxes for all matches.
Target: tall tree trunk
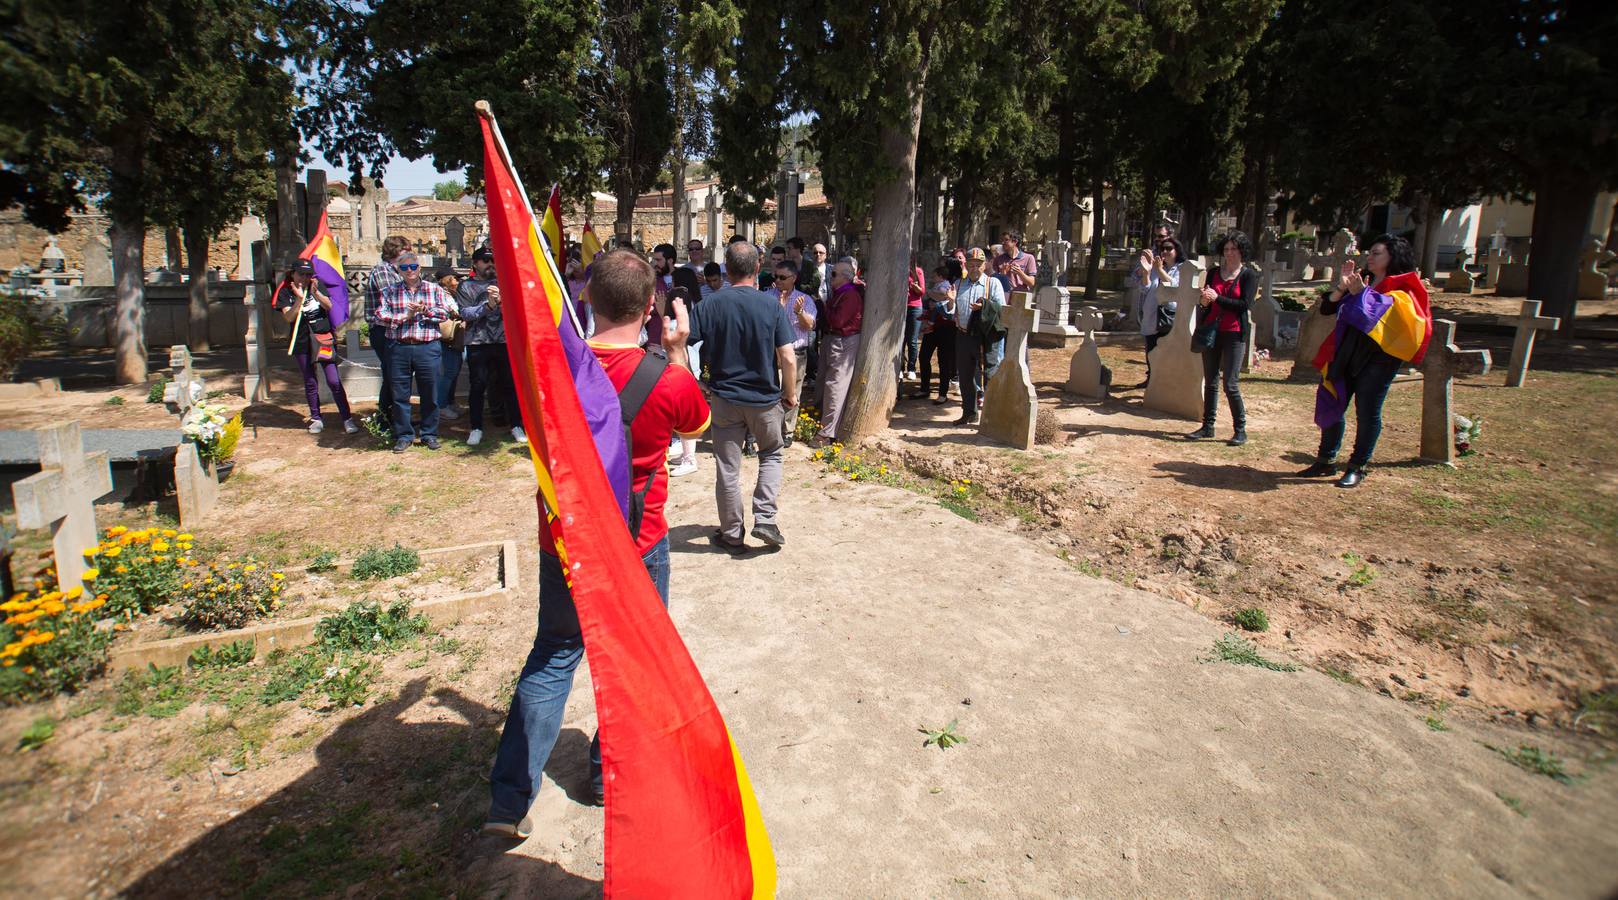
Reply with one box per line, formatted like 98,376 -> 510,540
835,43 -> 930,444
671,59 -> 689,250
1084,171 -> 1105,303
951,177 -> 975,250
1253,152 -> 1271,236
183,216 -> 211,351
1180,194 -> 1210,256
1140,169 -> 1158,237
164,226 -> 183,271
1055,103 -> 1075,244
1526,167 -> 1600,337
613,175 -> 636,246
111,217 -> 148,384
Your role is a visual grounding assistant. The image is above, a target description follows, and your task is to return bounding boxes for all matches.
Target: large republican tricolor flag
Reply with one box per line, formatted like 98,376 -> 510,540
278,210 -> 350,327
1312,270 -> 1432,428
475,101 -> 776,898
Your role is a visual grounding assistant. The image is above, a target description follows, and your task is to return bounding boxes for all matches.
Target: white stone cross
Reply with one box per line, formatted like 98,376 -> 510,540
1143,260 -> 1206,420
1420,319 -> 1492,464
162,344 -> 205,418
1501,299 -> 1560,388
1064,306 -> 1110,399
980,291 -> 1041,450
10,423 -> 112,587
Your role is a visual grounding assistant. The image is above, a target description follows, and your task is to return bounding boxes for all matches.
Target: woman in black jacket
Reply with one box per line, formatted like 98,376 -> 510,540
1187,231 -> 1258,446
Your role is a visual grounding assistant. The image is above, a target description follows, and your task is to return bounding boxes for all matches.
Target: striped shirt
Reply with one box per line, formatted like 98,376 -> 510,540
364,260 -> 403,326
375,281 -> 456,343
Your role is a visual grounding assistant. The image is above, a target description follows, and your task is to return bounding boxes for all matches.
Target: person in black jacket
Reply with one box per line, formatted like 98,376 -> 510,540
1187,231 -> 1258,446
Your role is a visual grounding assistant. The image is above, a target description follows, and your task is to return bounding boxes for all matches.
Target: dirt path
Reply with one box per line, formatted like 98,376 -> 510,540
479,460 -> 1618,897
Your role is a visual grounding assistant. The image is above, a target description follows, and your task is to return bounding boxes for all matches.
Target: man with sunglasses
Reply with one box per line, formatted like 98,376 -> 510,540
375,251 -> 457,452
771,259 -> 817,445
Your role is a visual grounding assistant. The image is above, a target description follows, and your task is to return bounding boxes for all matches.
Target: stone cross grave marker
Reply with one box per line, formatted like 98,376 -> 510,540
1420,319 -> 1491,464
1501,299 -> 1560,388
1444,249 -> 1476,294
445,217 -> 466,260
10,423 -> 112,588
1144,260 -> 1206,420
980,291 -> 1041,450
163,344 -> 205,418
243,241 -> 272,403
1484,248 -> 1509,288
1252,257 -> 1290,350
1064,306 -> 1110,399
173,441 -> 218,525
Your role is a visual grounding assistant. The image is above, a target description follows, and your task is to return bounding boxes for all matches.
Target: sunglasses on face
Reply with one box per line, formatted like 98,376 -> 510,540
398,263 -> 420,271
775,274 -> 795,281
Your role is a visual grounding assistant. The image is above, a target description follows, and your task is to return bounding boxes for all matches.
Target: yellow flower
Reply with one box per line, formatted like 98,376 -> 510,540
271,573 -> 285,581
104,547 -> 122,559
1,658 -> 13,667
114,565 -> 128,574
182,582 -> 193,589
81,568 -> 99,581
151,540 -> 171,553
243,564 -> 258,573
161,529 -> 177,538
71,598 -> 105,614
84,546 -> 101,558
106,526 -> 128,537
40,600 -> 66,615
177,533 -> 194,542
153,555 -> 169,563
226,563 -> 239,570
64,586 -> 84,600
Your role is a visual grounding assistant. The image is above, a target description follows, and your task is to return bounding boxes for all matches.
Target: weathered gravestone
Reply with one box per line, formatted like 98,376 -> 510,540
173,441 -> 218,525
1578,238 -> 1613,300
1289,296 -> 1338,382
1444,249 -> 1476,294
1483,247 -> 1508,289
162,345 -> 204,418
10,423 -> 112,587
1143,260 -> 1206,420
83,233 -> 114,287
1064,306 -> 1110,399
444,217 -> 466,260
1324,229 -> 1357,285
1420,319 -> 1492,465
1034,286 -> 1080,343
1252,255 -> 1292,350
980,291 -> 1040,450
1500,299 -> 1560,388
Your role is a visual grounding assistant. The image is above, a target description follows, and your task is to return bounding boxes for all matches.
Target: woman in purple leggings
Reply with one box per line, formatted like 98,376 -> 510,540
275,259 -> 359,435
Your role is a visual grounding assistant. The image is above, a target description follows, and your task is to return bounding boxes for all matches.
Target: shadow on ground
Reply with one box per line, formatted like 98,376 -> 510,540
124,678 -> 600,898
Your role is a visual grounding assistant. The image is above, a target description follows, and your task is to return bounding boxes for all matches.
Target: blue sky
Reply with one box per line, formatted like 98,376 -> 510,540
301,140 -> 467,200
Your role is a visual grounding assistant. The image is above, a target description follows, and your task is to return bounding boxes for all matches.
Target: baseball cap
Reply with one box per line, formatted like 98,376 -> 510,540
291,258 -> 315,275
965,247 -> 987,260
472,246 -> 494,262
433,266 -> 457,281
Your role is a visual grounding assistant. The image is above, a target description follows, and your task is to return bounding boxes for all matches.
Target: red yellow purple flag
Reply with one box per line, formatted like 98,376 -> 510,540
581,220 -> 603,266
540,185 -> 566,275
476,101 -> 775,898
1312,270 -> 1432,427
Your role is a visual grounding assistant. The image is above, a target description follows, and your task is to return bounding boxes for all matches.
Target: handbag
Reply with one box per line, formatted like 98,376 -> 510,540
1190,307 -> 1218,352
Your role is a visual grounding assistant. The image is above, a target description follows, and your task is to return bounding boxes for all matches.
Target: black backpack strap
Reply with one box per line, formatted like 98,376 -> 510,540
618,345 -> 669,538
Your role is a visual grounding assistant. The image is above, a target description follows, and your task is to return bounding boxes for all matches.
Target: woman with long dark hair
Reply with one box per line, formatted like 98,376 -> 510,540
1131,236 -> 1182,386
1187,231 -> 1257,445
1300,234 -> 1427,488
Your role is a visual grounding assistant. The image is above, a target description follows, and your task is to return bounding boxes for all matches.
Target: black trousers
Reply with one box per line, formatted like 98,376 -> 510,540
467,343 -> 519,431
918,325 -> 957,397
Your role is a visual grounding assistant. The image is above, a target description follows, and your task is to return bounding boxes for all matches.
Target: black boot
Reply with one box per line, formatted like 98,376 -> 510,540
1299,458 -> 1337,478
1186,384 -> 1217,440
1227,392 -> 1247,446
1336,467 -> 1365,488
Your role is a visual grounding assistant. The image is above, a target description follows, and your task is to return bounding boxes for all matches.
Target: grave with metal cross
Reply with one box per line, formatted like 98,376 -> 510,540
1144,260 -> 1207,420
1500,299 -> 1561,388
162,344 -> 205,419
980,290 -> 1041,449
10,423 -> 113,587
1420,319 -> 1491,464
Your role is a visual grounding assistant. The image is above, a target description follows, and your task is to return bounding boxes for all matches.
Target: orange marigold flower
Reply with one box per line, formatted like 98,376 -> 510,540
106,526 -> 128,537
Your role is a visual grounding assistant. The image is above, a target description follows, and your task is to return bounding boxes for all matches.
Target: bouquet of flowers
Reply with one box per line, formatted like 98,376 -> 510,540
182,403 -> 243,465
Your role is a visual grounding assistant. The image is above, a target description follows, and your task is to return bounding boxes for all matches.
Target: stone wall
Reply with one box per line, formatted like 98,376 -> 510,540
1,211 -> 247,277
40,283 -> 255,349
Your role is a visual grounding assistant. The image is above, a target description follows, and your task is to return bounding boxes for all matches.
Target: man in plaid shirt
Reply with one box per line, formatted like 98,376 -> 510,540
365,236 -> 411,424
375,250 -> 456,452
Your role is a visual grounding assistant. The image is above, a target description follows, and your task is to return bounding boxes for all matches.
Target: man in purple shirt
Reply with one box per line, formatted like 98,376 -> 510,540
992,230 -> 1038,293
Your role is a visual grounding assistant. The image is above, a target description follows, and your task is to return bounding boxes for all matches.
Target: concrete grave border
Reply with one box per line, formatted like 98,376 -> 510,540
108,539 -> 521,673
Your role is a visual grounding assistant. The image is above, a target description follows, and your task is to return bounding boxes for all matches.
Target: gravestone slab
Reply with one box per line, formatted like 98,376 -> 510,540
1444,266 -> 1476,294
1501,299 -> 1560,388
1143,260 -> 1206,420
1484,248 -> 1508,288
83,234 -> 113,287
980,291 -> 1040,450
1034,286 -> 1080,339
1420,319 -> 1491,464
1289,297 -> 1337,381
173,441 -> 218,525
444,217 -> 466,259
162,345 -> 204,418
0,429 -> 182,466
319,329 -> 383,404
1496,263 -> 1529,296
1063,317 -> 1110,400
9,423 -> 112,587
1252,263 -> 1291,350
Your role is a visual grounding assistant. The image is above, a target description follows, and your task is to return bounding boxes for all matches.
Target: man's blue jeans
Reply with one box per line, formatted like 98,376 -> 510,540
370,329 -> 395,419
487,537 -> 671,824
387,340 -> 442,440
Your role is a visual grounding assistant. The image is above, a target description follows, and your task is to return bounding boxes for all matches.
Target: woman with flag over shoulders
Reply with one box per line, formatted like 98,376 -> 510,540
1300,234 -> 1432,488
273,258 -> 359,436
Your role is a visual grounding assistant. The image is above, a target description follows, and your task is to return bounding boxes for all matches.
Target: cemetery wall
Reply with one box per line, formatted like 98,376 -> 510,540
1,211 -> 247,277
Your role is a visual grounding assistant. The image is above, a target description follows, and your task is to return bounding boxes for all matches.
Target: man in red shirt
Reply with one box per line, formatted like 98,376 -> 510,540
486,249 -> 709,836
814,259 -> 864,444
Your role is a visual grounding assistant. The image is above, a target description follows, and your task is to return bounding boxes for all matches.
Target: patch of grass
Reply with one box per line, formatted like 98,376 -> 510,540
17,717 -> 54,751
189,640 -> 256,669
919,719 -> 967,750
1495,792 -> 1527,817
1231,607 -> 1269,632
1574,690 -> 1617,736
306,549 -> 339,573
146,377 -> 169,403
940,496 -> 978,521
1341,551 -> 1376,588
103,395 -> 125,406
1485,743 -> 1583,785
1201,633 -> 1300,672
245,803 -> 381,896
1425,701 -> 1451,732
350,544 -> 420,581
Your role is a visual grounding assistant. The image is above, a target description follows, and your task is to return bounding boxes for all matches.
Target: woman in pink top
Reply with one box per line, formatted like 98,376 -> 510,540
904,254 -> 926,381
1187,231 -> 1258,446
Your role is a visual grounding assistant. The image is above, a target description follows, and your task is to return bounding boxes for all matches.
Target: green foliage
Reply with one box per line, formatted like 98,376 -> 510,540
919,719 -> 967,750
1202,633 -> 1299,672
1486,743 -> 1582,785
432,180 -> 465,201
177,559 -> 286,631
147,378 -> 170,403
104,395 -> 125,406
1574,690 -> 1618,737
1495,792 -> 1527,817
306,550 -> 339,574
259,602 -> 428,708
189,640 -> 256,669
316,600 -> 429,652
1342,552 -> 1376,588
17,716 -> 54,751
350,546 -> 420,581
0,292 -> 43,379
360,411 -> 394,448
1231,608 -> 1269,632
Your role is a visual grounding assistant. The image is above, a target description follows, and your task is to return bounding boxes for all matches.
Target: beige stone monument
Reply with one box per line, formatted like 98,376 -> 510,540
1500,299 -> 1561,388
979,291 -> 1040,450
1420,319 -> 1491,465
1483,247 -> 1508,288
1063,306 -> 1110,399
162,345 -> 205,418
1577,238 -> 1613,301
1444,249 -> 1476,294
173,441 -> 218,526
10,423 -> 112,588
1143,260 -> 1206,420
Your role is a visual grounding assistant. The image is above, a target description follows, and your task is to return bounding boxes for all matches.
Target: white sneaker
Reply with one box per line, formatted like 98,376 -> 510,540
467,428 -> 483,446
512,426 -> 528,444
308,419 -> 324,435
439,405 -> 461,421
667,441 -> 683,459
342,418 -> 360,434
670,458 -> 698,477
